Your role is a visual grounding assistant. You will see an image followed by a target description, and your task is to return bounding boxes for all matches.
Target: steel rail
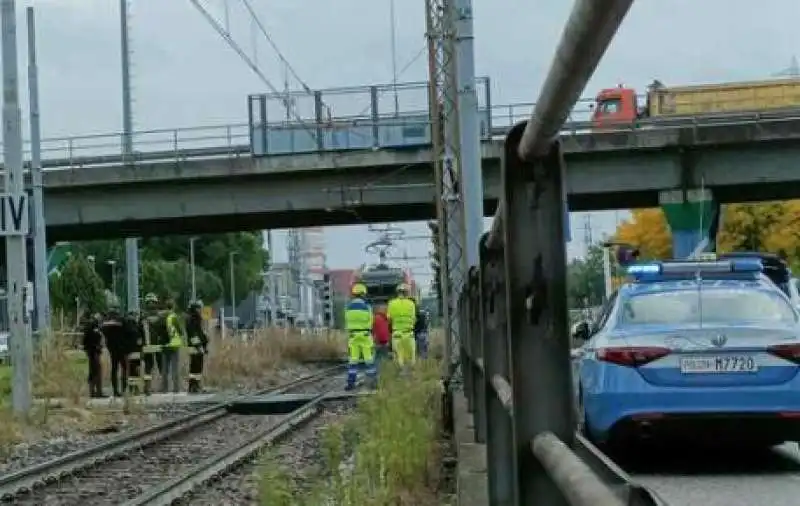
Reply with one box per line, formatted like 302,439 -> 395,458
120,387 -> 337,506
0,365 -> 343,500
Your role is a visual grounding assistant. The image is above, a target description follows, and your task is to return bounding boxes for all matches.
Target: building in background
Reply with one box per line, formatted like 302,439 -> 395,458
299,227 -> 327,325
326,268 -> 358,298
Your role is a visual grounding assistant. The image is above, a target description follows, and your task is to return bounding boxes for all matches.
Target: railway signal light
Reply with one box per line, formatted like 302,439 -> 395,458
322,273 -> 333,326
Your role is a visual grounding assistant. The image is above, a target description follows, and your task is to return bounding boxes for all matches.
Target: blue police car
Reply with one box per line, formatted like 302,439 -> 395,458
572,257 -> 800,449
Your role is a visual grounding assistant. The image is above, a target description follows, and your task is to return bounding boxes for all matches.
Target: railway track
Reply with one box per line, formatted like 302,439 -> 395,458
0,366 -> 344,505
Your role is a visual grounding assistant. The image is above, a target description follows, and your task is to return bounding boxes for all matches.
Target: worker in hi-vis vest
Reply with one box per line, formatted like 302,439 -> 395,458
159,298 -> 184,393
344,283 -> 376,390
387,283 -> 417,366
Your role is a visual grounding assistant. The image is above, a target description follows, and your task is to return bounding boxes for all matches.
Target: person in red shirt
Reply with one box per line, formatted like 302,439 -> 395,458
372,304 -> 391,370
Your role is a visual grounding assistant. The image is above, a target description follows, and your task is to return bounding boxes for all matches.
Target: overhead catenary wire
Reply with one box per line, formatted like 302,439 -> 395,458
238,0 -> 313,95
187,0 -> 317,143
192,0 -> 428,153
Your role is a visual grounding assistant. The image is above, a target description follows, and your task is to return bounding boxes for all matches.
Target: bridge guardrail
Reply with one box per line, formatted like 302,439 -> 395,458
455,122 -> 664,505
0,98 -> 598,167
7,95 -> 800,170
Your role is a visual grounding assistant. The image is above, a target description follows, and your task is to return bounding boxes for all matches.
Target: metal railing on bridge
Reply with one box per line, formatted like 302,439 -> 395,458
5,79 -> 800,171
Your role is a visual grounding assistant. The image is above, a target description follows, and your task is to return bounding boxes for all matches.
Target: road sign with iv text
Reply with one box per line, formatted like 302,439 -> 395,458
0,193 -> 29,236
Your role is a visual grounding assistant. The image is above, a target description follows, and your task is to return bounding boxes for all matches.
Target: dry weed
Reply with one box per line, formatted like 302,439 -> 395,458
262,359 -> 445,505
204,328 -> 345,390
0,332 -> 146,453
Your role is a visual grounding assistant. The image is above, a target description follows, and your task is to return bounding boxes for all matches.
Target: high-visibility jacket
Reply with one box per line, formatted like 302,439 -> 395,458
165,311 -> 184,349
345,297 -> 373,334
387,297 -> 416,333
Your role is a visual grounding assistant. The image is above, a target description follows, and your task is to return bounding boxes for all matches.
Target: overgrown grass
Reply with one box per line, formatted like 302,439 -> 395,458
260,359 -> 445,505
204,328 -> 345,390
0,332 -> 134,454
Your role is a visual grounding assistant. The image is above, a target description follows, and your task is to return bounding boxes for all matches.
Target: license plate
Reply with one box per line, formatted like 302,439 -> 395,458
679,355 -> 758,374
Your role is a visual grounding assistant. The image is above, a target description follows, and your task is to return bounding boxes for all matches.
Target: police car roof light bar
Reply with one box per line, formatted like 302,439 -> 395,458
626,258 -> 763,280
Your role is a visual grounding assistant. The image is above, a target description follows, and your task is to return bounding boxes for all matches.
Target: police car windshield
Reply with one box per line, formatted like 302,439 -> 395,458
619,285 -> 797,326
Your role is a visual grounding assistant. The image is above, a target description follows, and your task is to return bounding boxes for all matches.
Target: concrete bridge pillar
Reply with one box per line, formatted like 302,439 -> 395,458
659,188 -> 720,259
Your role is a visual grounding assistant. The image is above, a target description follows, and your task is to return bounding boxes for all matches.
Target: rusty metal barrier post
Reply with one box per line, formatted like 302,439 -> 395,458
479,231 -> 516,503
459,288 -> 474,413
468,267 -> 486,443
504,123 -> 575,505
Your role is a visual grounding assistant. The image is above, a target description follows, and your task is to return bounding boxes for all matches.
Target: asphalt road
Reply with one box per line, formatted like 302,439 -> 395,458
619,443 -> 800,505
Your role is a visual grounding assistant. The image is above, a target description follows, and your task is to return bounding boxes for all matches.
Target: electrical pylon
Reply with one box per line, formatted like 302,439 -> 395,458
426,0 -> 467,383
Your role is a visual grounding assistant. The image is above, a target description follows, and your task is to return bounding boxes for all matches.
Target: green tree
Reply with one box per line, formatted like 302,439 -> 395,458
567,244 -> 605,308
151,259 -> 224,307
50,253 -> 105,315
427,221 -> 443,317
74,232 -> 267,306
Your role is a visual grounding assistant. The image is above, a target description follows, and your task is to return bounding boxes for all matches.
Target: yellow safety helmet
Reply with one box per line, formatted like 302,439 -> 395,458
351,283 -> 367,297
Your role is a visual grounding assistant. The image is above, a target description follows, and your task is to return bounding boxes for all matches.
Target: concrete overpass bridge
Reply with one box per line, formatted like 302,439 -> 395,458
23,107 -> 800,241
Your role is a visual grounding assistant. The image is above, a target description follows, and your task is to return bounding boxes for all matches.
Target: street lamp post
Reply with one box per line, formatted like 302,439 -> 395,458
229,251 -> 237,325
107,260 -> 117,300
189,237 -> 198,302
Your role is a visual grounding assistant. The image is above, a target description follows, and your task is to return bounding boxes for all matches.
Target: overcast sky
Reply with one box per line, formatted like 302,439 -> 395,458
13,0 -> 800,291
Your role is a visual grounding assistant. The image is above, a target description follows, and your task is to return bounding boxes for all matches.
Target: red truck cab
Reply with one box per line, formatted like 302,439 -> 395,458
591,86 -> 639,128
591,81 -> 665,129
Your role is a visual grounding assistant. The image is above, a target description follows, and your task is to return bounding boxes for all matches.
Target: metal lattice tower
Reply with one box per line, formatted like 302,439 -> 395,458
426,0 -> 467,382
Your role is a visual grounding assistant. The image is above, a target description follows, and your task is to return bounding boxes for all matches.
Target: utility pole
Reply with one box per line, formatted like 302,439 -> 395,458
229,251 -> 237,324
119,0 -> 140,313
583,213 -> 593,251
266,230 -> 277,325
189,237 -> 198,302
107,260 -> 117,299
426,0 -> 474,383
451,0 -> 483,269
27,7 -> 48,332
3,0 -> 32,415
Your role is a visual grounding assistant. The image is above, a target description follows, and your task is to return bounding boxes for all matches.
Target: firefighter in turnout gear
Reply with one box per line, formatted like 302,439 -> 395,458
160,298 -> 184,393
344,283 -> 376,391
101,302 -> 136,397
81,311 -> 105,398
387,283 -> 417,366
185,301 -> 208,393
414,305 -> 430,360
138,293 -> 164,395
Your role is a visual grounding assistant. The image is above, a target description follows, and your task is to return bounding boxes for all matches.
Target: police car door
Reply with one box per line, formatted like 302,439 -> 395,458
790,278 -> 800,310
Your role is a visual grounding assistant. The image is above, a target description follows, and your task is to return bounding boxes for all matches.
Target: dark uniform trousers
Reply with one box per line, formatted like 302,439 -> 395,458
86,349 -> 103,397
188,339 -> 204,393
101,315 -> 130,397
186,315 -> 208,393
82,319 -> 103,397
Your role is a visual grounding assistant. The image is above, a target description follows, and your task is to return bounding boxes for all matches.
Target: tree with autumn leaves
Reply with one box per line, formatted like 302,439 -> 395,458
615,201 -> 800,269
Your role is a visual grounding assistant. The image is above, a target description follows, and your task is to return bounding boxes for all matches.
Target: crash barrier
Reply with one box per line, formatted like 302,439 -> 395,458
454,124 -> 664,506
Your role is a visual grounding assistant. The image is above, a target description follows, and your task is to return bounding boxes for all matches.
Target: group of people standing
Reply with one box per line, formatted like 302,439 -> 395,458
81,293 -> 209,398
344,282 -> 430,390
